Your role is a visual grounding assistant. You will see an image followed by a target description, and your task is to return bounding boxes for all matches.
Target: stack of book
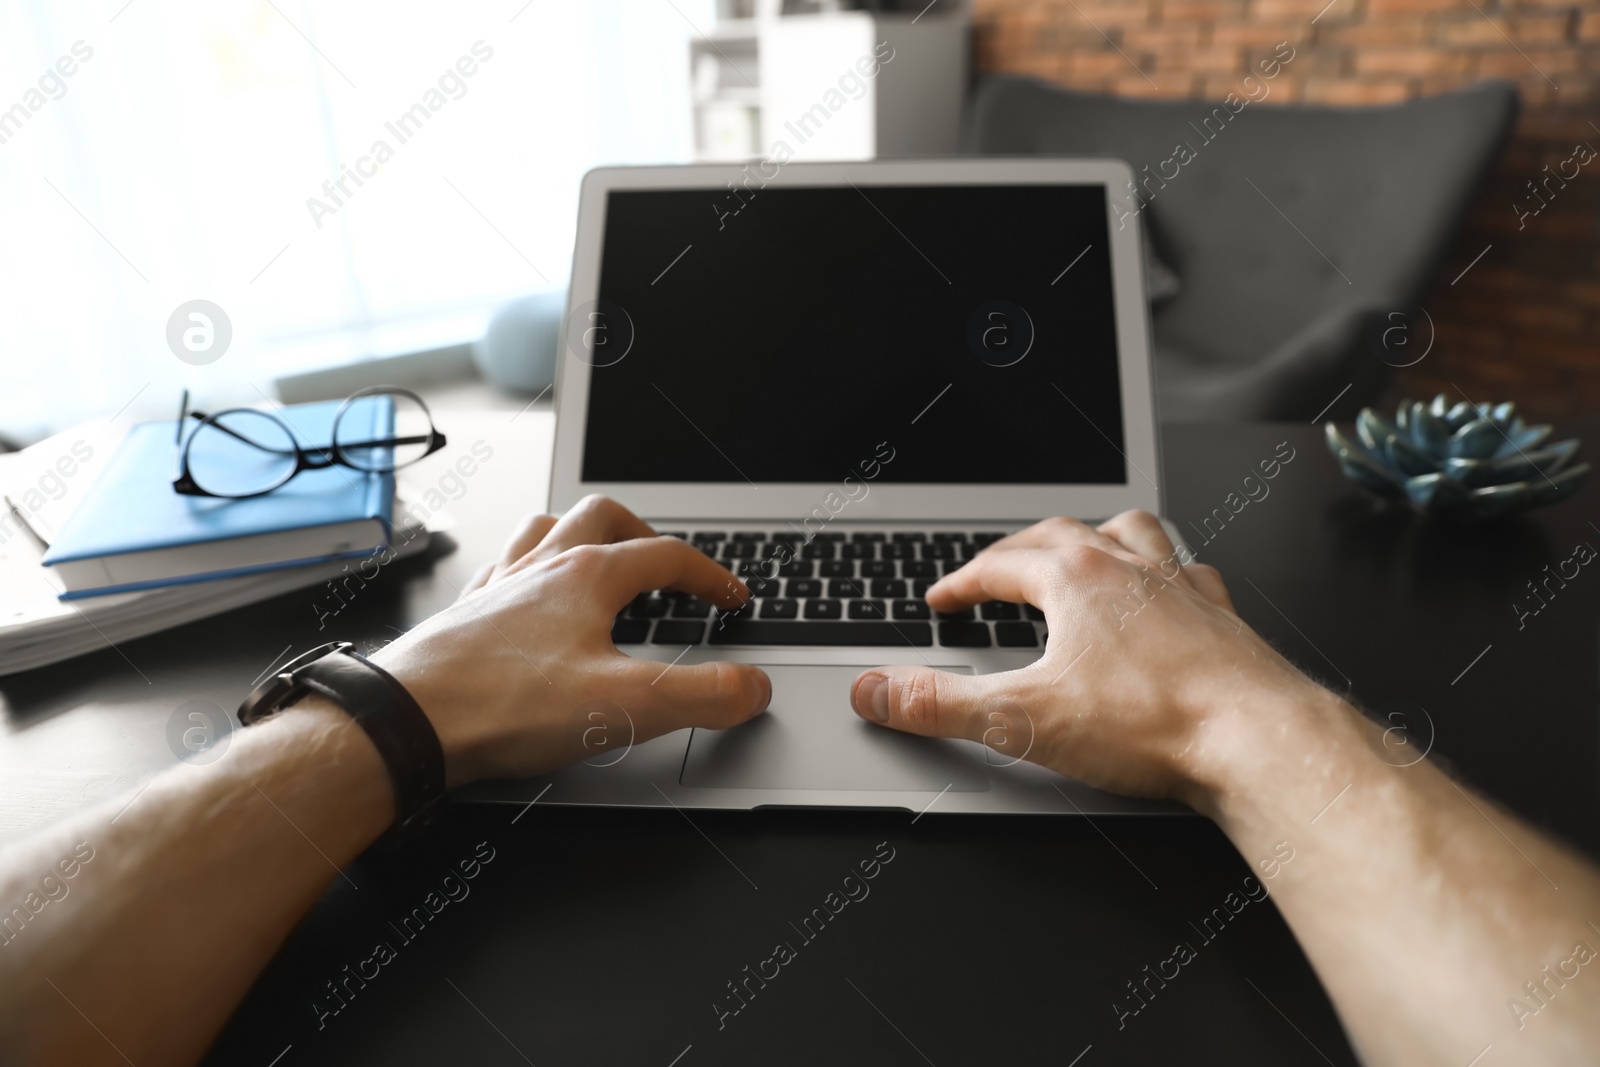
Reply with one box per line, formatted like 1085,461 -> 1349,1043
0,399 -> 432,676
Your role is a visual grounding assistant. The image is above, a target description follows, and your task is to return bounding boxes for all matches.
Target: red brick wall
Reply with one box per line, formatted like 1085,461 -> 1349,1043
972,0 -> 1600,417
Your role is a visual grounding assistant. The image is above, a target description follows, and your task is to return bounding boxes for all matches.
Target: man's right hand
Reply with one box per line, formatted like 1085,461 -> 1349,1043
849,512 -> 1331,808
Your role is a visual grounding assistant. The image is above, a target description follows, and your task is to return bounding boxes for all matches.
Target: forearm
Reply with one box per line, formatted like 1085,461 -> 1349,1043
0,698 -> 393,1067
1197,684 -> 1600,1066
0,499 -> 770,1067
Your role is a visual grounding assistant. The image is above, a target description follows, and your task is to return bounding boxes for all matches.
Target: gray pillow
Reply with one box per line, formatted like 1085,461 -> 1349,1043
1143,225 -> 1181,305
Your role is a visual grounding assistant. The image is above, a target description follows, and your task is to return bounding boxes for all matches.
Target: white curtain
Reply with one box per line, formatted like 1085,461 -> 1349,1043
0,0 -> 707,442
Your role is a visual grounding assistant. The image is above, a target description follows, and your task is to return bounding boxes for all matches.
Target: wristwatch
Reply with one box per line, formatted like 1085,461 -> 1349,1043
238,641 -> 446,829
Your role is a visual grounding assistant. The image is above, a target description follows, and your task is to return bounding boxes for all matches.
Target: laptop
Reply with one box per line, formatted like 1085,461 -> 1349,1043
464,158 -> 1182,816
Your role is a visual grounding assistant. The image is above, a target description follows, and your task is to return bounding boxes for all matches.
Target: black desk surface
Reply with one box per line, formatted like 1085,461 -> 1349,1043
6,419 -> 1599,1066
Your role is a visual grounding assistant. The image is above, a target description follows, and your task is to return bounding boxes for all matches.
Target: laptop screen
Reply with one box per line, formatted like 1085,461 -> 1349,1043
581,184 -> 1126,486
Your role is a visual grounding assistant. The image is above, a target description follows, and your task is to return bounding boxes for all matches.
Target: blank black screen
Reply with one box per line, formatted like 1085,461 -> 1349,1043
581,184 -> 1126,484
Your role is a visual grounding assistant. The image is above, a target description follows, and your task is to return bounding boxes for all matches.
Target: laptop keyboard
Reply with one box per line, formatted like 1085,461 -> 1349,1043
611,530 -> 1047,649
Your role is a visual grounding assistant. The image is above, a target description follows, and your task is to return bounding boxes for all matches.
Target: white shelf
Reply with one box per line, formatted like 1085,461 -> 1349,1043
703,87 -> 760,105
706,17 -> 760,40
692,7 -> 968,162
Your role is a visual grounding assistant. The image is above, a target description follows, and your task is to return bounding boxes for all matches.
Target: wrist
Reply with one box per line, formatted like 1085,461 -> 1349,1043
366,641 -> 484,789
241,642 -> 449,820
255,695 -> 398,830
1179,675 -> 1378,827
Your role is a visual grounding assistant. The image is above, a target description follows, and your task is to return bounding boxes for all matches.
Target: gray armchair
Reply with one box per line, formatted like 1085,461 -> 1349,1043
967,76 -> 1519,421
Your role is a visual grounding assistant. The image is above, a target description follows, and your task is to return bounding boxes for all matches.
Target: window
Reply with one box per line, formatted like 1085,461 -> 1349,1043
0,0 -> 707,441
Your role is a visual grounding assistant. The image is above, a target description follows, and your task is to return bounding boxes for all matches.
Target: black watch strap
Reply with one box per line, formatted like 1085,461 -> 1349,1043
238,642 -> 446,828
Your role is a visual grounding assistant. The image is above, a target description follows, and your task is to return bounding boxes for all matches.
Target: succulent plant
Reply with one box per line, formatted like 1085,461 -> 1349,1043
1325,395 -> 1589,517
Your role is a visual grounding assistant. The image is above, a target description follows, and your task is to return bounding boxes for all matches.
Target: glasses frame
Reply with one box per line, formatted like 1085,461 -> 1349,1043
171,385 -> 447,500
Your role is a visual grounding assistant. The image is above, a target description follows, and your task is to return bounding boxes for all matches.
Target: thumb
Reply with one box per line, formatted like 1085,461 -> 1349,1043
851,667 -> 986,740
627,659 -> 771,741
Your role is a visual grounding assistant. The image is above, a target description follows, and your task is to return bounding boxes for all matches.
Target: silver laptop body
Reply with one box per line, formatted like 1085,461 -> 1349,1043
464,159 -> 1181,816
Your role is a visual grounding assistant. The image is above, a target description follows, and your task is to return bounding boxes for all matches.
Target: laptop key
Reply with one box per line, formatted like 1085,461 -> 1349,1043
912,578 -> 935,598
630,596 -> 670,618
882,542 -> 914,560
850,532 -> 886,542
891,532 -> 926,542
692,531 -> 727,542
932,531 -> 968,542
714,601 -> 755,624
710,621 -> 933,646
848,598 -> 885,620
748,577 -> 783,597
862,560 -> 895,579
1023,604 -> 1046,621
995,622 -> 1039,648
893,599 -> 930,620
981,601 -> 1020,620
920,542 -> 954,560
778,560 -> 814,578
938,621 -> 991,647
903,560 -> 937,578
611,618 -> 651,645
789,578 -> 823,598
937,607 -> 976,622
820,560 -> 853,577
763,598 -> 799,619
731,531 -> 765,540
672,599 -> 713,618
804,598 -> 843,620
870,578 -> 907,598
722,541 -> 757,560
829,578 -> 867,598
653,620 -> 706,644
841,542 -> 874,559
800,541 -> 835,559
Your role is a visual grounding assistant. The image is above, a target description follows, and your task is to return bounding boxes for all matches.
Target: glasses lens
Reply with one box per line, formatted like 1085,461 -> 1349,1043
334,390 -> 435,472
186,410 -> 298,497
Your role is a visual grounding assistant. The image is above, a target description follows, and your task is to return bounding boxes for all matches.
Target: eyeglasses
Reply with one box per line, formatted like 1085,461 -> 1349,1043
171,386 -> 447,499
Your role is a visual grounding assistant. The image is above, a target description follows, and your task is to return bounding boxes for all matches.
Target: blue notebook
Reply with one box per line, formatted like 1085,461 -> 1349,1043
43,398 -> 394,599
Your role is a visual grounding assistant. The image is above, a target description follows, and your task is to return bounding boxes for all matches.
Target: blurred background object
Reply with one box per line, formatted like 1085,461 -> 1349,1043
691,1 -> 768,161
0,0 -> 705,443
472,289 -> 563,396
2,0 -> 1595,443
968,77 -> 1518,420
968,0 -> 1600,418
690,0 -> 969,163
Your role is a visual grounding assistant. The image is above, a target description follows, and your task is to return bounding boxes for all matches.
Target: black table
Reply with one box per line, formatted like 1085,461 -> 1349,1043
7,419 -> 1598,1066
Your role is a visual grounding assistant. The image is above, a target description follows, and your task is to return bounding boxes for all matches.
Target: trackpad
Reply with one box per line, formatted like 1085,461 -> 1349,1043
681,664 -> 989,792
